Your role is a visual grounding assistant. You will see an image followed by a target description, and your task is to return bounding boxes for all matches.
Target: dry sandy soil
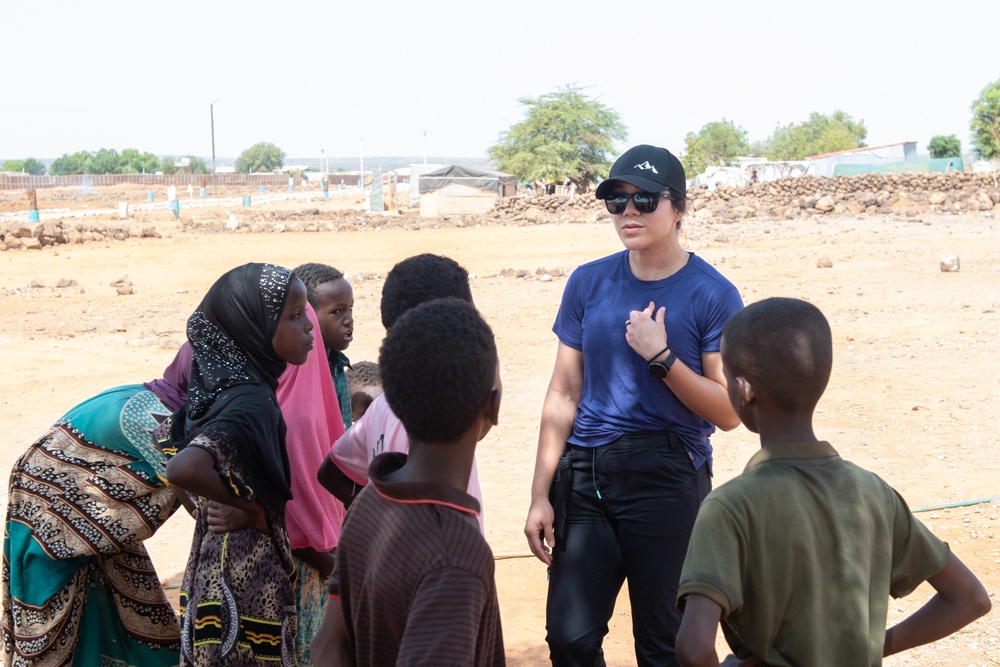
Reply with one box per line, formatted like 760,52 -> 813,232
1,188 -> 998,665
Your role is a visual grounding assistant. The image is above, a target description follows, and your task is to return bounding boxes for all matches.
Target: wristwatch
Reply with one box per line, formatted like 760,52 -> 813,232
648,348 -> 677,379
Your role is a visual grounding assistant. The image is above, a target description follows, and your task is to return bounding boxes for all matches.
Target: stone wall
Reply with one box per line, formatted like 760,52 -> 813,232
688,171 -> 1000,221
4,171 -> 999,250
1,220 -> 162,251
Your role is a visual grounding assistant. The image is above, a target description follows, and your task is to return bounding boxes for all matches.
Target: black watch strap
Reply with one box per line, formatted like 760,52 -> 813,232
648,348 -> 677,379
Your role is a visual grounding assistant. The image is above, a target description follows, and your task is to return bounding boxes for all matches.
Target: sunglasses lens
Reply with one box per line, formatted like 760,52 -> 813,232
633,193 -> 658,213
605,196 -> 629,215
604,192 -> 670,214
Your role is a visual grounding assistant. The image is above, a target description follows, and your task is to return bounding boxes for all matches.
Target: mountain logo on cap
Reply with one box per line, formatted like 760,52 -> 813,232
634,161 -> 659,174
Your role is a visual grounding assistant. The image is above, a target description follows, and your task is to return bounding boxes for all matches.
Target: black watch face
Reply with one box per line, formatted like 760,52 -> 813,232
648,362 -> 668,379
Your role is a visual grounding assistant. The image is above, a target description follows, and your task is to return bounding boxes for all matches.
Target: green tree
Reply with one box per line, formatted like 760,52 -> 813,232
2,160 -> 25,172
970,78 -> 1000,159
119,148 -> 160,174
23,157 -> 46,175
927,135 -> 962,159
186,155 -> 210,174
765,111 -> 867,160
681,119 -> 749,177
235,142 -> 285,173
159,156 -> 178,174
487,85 -> 627,187
83,148 -> 121,174
50,151 -> 91,175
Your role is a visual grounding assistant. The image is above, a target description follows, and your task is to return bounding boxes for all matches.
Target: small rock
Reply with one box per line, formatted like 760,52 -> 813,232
55,278 -> 78,288
116,285 -> 135,296
940,255 -> 960,272
816,257 -> 833,269
814,196 -> 836,213
28,280 -> 45,288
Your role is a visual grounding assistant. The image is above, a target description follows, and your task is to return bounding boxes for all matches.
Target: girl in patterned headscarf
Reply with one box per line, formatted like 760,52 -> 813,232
163,263 -> 314,667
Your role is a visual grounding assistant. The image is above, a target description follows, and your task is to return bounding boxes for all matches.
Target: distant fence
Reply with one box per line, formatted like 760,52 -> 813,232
0,173 -> 294,190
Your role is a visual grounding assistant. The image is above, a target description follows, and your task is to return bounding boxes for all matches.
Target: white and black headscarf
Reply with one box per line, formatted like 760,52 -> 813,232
171,263 -> 296,501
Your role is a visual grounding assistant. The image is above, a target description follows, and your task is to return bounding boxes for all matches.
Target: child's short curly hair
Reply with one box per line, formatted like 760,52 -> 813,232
379,298 -> 496,444
380,254 -> 472,329
722,297 -> 832,413
347,360 -> 380,396
293,263 -> 344,308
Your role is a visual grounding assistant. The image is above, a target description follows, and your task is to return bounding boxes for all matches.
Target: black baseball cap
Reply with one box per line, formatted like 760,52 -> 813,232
595,144 -> 686,201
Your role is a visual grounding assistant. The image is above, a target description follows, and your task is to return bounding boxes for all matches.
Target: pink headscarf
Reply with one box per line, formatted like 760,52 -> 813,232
277,302 -> 347,552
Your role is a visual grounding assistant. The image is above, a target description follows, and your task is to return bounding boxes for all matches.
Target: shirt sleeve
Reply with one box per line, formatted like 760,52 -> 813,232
551,268 -> 586,350
331,413 -> 373,486
396,567 -> 490,666
700,284 -> 744,353
888,489 -> 950,598
677,496 -> 747,617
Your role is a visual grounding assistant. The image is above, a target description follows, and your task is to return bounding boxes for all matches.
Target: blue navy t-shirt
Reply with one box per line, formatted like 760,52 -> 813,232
553,250 -> 742,471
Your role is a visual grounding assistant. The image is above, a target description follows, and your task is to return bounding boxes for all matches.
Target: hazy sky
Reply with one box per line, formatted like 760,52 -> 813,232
3,0 -> 997,161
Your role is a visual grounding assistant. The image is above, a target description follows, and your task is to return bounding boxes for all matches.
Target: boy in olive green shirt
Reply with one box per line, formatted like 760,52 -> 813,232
676,297 -> 991,667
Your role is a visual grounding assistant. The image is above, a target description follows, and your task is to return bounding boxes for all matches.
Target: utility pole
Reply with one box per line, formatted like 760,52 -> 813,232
422,129 -> 428,165
210,98 -> 220,173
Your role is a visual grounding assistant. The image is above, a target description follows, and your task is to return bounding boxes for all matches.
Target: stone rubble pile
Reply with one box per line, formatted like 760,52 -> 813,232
688,171 -> 1000,221
0,220 -> 161,250
4,171 -> 998,250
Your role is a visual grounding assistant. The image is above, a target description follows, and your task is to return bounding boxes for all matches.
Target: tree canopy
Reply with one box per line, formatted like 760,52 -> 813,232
970,78 -> 1000,160
488,85 -> 627,187
49,148 -> 174,174
160,155 -> 211,175
235,142 -> 285,173
50,151 -> 92,175
22,157 -> 46,175
927,135 -> 962,159
765,111 -> 867,160
187,155 -> 210,174
2,160 -> 25,173
118,148 -> 160,174
681,119 -> 749,177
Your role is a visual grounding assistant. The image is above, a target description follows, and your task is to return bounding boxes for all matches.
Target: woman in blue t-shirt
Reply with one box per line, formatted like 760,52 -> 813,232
524,145 -> 744,667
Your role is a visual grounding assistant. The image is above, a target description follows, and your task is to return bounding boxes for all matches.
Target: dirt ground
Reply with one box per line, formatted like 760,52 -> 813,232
1,189 -> 997,665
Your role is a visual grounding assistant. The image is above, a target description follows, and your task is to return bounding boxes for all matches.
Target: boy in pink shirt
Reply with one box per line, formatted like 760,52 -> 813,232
317,254 -> 486,530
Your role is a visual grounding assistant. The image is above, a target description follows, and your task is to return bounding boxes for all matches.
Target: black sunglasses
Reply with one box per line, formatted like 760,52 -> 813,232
603,191 -> 673,215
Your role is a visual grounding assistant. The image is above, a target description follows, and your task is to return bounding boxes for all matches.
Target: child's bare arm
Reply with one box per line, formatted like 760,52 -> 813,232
317,453 -> 362,508
676,595 -> 723,667
310,595 -> 353,666
170,485 -> 198,516
884,552 -> 991,657
165,447 -> 268,532
292,547 -> 335,580
677,595 -> 763,667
